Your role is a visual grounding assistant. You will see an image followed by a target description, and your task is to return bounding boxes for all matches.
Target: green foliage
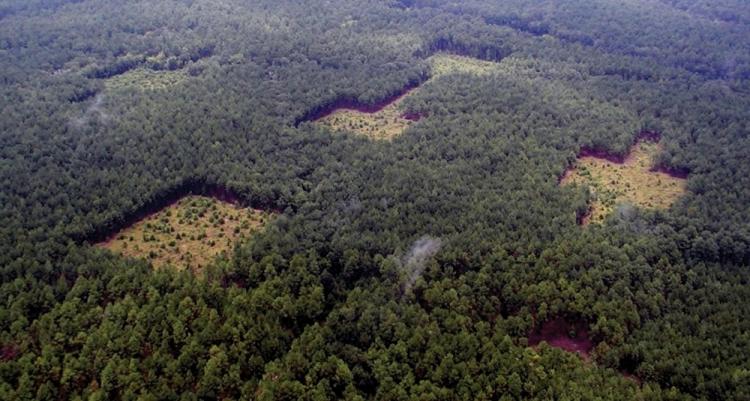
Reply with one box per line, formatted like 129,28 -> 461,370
1,0 -> 750,400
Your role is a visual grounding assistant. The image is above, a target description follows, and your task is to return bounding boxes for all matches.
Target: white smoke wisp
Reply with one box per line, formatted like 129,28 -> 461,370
612,202 -> 659,235
69,94 -> 109,128
402,235 -> 442,293
88,94 -> 108,120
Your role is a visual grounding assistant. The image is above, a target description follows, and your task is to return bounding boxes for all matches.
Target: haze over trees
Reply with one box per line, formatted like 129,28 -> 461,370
1,0 -> 750,400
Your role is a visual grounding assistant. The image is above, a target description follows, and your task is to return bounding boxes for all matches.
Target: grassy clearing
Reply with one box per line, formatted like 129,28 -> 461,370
105,68 -> 187,91
98,196 -> 271,272
315,53 -> 503,140
561,140 -> 687,224
315,90 -> 416,140
427,53 -> 504,77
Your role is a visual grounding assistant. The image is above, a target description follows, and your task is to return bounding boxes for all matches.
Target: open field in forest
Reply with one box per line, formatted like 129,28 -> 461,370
314,53 -> 504,140
313,88 -> 417,140
105,68 -> 187,91
98,196 -> 271,272
428,53 -> 505,77
561,139 -> 687,224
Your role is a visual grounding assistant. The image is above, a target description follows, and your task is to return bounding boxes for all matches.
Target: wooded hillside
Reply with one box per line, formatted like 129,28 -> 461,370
1,0 -> 750,399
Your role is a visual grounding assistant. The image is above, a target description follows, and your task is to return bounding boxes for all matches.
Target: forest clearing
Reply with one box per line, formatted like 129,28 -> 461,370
561,137 -> 687,224
5,0 -> 750,398
428,53 -> 506,76
98,195 -> 270,272
313,53 -> 505,139
528,318 -> 593,360
105,68 -> 187,91
313,87 -> 419,140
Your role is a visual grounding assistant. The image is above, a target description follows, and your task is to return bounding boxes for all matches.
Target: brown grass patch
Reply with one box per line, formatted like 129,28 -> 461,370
561,139 -> 687,224
98,195 -> 271,272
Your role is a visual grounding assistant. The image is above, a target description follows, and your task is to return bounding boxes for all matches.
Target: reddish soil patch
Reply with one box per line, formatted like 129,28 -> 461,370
572,131 -> 688,179
401,111 -> 425,121
295,81 -> 423,126
652,164 -> 689,179
635,130 -> 661,143
529,318 -> 644,384
557,166 -> 574,185
1,344 -> 20,361
528,318 -> 593,358
577,147 -> 628,164
631,132 -> 688,179
577,132 -> 663,164
576,207 -> 593,226
621,371 -> 642,386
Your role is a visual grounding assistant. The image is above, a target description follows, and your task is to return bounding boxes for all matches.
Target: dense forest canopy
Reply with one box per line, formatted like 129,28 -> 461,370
1,0 -> 750,400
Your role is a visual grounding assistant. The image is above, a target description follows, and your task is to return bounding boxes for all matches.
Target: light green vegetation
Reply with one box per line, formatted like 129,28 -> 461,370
428,53 -> 505,76
315,54 -> 504,140
105,68 -> 187,91
561,140 -> 687,224
99,196 -> 271,272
